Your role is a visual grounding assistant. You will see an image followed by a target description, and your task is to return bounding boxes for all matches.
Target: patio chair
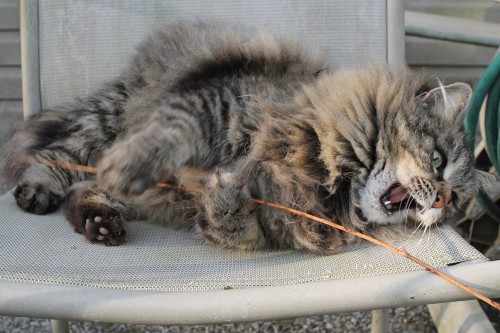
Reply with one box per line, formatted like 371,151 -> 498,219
1,1 -> 500,332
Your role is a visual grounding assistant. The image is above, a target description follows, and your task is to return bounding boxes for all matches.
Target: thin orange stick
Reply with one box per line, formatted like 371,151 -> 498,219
254,200 -> 500,310
35,158 -> 500,310
38,158 -> 98,174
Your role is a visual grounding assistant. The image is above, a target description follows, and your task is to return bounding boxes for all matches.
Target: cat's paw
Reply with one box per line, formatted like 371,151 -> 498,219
198,169 -> 265,251
201,169 -> 256,225
292,218 -> 343,255
96,140 -> 161,195
14,182 -> 65,214
65,201 -> 126,246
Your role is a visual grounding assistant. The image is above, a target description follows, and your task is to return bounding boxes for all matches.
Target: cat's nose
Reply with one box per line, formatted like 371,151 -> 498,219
432,189 -> 451,208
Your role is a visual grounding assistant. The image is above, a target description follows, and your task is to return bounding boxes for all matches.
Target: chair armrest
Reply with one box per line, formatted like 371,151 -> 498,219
405,11 -> 500,47
1,260 -> 499,325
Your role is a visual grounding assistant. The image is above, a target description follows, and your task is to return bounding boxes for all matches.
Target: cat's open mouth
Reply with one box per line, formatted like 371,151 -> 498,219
380,183 -> 422,213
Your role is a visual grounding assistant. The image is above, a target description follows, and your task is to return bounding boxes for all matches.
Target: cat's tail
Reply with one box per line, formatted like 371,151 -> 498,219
3,79 -> 129,184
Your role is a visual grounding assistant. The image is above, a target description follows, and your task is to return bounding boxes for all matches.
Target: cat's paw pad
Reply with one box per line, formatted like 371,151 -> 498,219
67,203 -> 126,246
14,182 -> 64,214
202,170 -> 256,224
84,213 -> 126,246
96,141 -> 159,195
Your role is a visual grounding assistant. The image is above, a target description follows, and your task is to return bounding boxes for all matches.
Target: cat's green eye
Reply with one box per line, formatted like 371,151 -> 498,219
432,150 -> 444,169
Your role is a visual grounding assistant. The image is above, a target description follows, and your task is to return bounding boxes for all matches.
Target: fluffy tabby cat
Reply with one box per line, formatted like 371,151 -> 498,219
3,22 -> 493,254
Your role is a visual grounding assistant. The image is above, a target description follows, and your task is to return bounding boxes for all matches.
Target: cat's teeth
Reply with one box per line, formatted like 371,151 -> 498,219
96,235 -> 105,241
94,216 -> 102,223
99,227 -> 109,235
384,200 -> 392,205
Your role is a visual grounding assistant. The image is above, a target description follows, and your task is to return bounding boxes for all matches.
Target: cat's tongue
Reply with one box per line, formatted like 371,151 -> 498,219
387,184 -> 409,204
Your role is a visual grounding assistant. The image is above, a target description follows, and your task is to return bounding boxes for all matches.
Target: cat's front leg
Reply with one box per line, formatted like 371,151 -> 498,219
240,160 -> 344,255
97,99 -> 215,195
197,169 -> 266,251
64,182 -> 129,246
96,125 -> 170,195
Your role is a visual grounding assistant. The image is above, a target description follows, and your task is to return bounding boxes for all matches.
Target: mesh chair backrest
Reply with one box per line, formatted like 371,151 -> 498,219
36,0 -> 396,108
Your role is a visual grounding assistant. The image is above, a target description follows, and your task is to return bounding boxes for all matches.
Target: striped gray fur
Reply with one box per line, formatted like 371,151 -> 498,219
3,22 -> 494,254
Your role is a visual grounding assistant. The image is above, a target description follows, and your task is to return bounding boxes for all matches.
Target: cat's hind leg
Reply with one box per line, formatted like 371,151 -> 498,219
64,182 -> 130,246
4,81 -> 128,214
13,169 -> 67,214
4,112 -> 81,214
197,168 -> 266,251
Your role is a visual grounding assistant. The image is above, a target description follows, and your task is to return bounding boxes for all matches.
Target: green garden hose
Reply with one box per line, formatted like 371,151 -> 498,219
464,53 -> 500,223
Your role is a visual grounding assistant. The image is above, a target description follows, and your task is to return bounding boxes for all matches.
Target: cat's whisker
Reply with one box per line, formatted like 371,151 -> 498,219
419,224 -> 430,245
433,222 -> 445,239
403,196 -> 416,226
413,219 -> 424,236
410,224 -> 422,237
407,220 -> 427,245
413,219 -> 430,245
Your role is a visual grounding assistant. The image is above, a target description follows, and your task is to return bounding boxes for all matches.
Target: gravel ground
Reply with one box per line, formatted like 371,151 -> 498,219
0,102 -> 437,332
0,308 -> 436,333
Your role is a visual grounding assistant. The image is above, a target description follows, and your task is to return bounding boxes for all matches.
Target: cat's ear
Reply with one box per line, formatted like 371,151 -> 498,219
475,169 -> 498,190
417,82 -> 472,118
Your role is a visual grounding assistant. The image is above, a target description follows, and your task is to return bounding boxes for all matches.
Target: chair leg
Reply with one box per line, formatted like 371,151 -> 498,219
427,301 -> 496,333
50,319 -> 69,333
371,309 -> 389,333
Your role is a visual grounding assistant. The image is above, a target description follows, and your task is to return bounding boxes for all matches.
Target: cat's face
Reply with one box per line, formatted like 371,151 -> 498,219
302,68 -> 493,230
357,82 -> 491,228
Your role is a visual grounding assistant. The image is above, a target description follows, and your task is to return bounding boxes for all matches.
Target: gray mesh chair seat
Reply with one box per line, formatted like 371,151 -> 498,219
1,192 -> 496,324
2,0 -> 500,328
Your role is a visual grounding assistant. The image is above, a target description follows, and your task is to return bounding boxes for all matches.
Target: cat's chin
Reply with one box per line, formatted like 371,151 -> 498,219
366,209 -> 417,226
414,208 -> 444,228
362,203 -> 444,228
